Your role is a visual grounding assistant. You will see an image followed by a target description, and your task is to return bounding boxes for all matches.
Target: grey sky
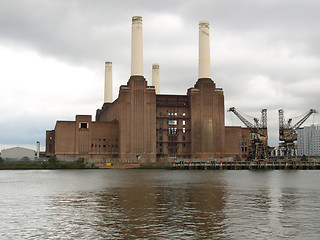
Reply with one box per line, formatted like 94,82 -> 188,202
0,0 -> 319,150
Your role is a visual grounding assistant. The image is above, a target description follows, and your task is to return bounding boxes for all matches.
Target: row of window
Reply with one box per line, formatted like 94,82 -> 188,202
91,144 -> 118,148
92,138 -> 117,142
168,120 -> 186,126
158,112 -> 187,117
166,127 -> 187,134
167,112 -> 186,116
242,147 -> 248,152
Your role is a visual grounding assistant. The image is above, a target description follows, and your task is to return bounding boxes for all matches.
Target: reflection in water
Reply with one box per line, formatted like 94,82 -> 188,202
50,171 -> 228,239
1,170 -> 320,239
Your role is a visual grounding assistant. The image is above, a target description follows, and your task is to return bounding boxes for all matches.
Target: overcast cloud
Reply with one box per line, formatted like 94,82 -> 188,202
0,0 -> 319,150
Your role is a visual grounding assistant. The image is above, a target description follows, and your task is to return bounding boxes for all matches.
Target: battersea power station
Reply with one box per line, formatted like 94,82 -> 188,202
46,16 -> 250,162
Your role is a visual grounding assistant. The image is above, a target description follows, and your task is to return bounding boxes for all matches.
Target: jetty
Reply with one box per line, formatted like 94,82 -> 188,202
171,159 -> 320,170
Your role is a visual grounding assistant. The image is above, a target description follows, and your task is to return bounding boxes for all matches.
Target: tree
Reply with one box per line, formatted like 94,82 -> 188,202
48,155 -> 58,164
76,158 -> 85,168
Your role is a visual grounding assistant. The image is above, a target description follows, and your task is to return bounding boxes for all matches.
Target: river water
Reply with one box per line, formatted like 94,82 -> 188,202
0,169 -> 319,239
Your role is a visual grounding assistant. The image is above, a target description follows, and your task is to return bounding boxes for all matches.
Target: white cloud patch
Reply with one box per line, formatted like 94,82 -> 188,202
0,45 -> 101,147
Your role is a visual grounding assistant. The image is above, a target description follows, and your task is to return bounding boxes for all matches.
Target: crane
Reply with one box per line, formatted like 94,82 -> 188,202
228,107 -> 268,160
279,109 -> 317,157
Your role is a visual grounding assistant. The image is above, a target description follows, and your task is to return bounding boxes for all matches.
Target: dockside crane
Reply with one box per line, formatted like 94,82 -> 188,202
278,109 -> 317,157
228,107 -> 268,160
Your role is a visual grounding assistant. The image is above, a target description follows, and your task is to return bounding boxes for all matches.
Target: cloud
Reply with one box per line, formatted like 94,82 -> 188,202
0,0 -> 319,149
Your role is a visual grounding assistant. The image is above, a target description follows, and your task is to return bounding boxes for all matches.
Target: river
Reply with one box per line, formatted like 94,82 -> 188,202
0,170 -> 319,239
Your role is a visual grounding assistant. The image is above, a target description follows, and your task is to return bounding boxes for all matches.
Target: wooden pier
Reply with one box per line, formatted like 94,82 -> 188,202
171,159 -> 320,170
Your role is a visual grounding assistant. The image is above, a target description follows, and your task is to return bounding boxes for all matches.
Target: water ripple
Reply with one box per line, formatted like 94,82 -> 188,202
0,170 -> 320,239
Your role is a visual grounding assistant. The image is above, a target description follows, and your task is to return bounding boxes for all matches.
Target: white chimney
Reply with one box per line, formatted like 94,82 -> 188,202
198,21 -> 211,79
131,16 -> 143,76
36,141 -> 40,158
152,64 -> 160,94
104,61 -> 113,103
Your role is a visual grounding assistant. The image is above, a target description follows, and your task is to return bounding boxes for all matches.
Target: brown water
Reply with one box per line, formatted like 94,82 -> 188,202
0,170 -> 319,239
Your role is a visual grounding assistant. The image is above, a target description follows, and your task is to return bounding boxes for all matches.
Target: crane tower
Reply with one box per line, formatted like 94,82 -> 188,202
228,107 -> 268,160
278,109 -> 317,157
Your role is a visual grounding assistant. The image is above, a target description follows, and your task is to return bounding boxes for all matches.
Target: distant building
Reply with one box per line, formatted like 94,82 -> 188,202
297,125 -> 320,156
1,147 -> 36,161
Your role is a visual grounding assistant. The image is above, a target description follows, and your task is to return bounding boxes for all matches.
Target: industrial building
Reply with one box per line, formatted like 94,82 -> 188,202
46,16 -> 249,162
297,125 -> 320,156
1,147 -> 36,161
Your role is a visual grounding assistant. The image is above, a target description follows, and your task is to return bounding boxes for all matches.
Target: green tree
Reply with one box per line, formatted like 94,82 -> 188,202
48,155 -> 58,164
76,158 -> 85,168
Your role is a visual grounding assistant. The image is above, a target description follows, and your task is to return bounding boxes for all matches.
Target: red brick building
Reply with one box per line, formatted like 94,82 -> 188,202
46,17 -> 249,162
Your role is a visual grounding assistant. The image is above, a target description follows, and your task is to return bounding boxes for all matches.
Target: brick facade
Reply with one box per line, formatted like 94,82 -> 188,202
46,76 -> 249,162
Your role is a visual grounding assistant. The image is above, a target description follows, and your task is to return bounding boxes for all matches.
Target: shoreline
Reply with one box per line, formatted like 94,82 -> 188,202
1,159 -> 320,170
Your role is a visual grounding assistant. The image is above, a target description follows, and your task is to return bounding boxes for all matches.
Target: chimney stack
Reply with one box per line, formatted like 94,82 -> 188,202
104,62 -> 113,103
36,141 -> 40,158
198,21 -> 211,79
152,64 -> 160,94
131,16 -> 143,76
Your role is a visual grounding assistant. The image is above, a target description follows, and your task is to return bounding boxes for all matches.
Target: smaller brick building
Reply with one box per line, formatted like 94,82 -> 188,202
46,115 -> 118,160
225,126 -> 251,158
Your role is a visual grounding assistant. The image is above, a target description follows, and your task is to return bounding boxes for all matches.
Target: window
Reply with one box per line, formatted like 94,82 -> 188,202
182,128 -> 186,133
168,120 -> 177,125
169,127 -> 177,134
182,120 -> 186,126
182,112 -> 186,117
80,122 -> 88,129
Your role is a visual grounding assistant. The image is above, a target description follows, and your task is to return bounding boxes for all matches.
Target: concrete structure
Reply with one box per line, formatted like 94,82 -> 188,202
46,16 -> 246,162
131,16 -> 143,76
297,125 -> 320,156
1,147 -> 36,160
104,62 -> 113,103
36,141 -> 40,158
199,21 -> 211,79
152,64 -> 160,94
